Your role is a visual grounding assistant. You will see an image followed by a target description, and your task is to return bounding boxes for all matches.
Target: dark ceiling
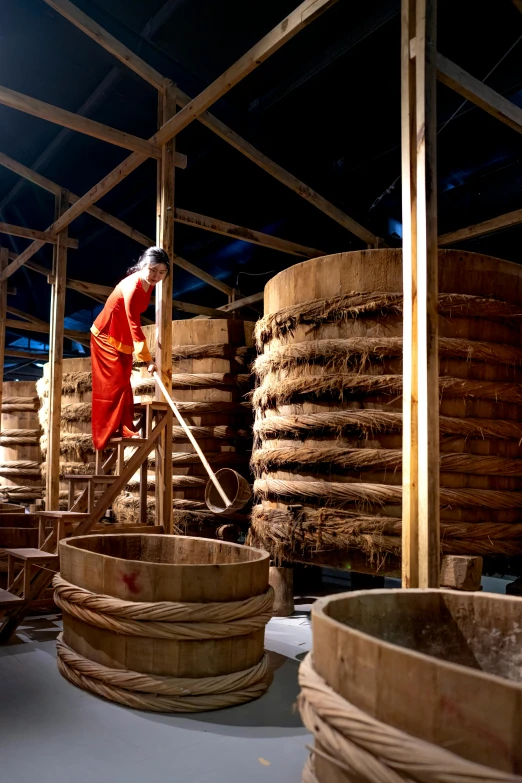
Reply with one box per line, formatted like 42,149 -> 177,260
1,0 -> 522,378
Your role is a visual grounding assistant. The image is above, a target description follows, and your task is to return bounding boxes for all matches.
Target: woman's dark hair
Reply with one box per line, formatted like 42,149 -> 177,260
127,246 -> 170,276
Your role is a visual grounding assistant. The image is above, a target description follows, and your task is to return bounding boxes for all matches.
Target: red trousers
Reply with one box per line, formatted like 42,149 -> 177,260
91,332 -> 135,451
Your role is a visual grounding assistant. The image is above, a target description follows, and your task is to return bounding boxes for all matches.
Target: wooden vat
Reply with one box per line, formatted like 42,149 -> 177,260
38,357 -> 94,506
299,589 -> 522,781
56,534 -> 273,712
126,318 -> 254,536
249,249 -> 522,573
0,380 -> 43,503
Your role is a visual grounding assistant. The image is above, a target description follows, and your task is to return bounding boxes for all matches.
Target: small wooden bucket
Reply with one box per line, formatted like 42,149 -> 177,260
205,468 -> 252,514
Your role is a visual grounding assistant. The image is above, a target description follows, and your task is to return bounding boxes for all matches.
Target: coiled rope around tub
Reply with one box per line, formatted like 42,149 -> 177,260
298,653 -> 522,783
53,575 -> 274,640
56,635 -> 272,713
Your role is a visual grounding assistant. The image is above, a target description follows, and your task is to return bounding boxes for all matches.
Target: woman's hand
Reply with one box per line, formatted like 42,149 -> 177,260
147,363 -> 157,375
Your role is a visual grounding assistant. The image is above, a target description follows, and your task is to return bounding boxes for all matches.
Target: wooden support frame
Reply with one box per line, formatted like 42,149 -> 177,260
436,53 -> 522,137
438,207 -> 522,246
401,0 -> 440,589
0,221 -> 78,247
0,248 -> 8,420
45,189 -> 69,511
41,0 -> 381,248
0,83 -> 185,167
5,315 -> 89,346
155,82 -> 176,535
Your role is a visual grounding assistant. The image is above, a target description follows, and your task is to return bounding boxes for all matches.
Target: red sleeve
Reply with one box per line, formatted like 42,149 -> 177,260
122,278 -> 147,343
121,275 -> 152,363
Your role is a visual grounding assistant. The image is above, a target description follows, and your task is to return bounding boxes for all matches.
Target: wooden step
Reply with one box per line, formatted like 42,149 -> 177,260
107,437 -> 148,446
63,474 -> 118,483
39,511 -> 90,520
0,589 -> 22,608
1,548 -> 60,564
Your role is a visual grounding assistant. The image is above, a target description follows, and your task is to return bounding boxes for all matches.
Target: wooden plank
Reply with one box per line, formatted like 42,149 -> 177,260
437,53 -> 522,136
174,208 -> 323,258
45,189 -> 69,511
217,291 -> 264,312
43,0 -> 379,246
4,350 -> 49,360
417,0 -> 440,589
439,555 -> 483,591
5,318 -> 88,343
0,248 -> 8,432
0,221 -> 78,247
438,207 -> 522,246
43,0 -> 169,92
0,0 -> 342,283
0,83 -> 161,159
155,83 -> 176,535
174,254 -> 234,297
401,0 -> 439,589
400,0 -> 418,590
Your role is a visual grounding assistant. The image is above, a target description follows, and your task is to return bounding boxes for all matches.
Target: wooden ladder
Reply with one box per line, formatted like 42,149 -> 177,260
0,401 -> 172,643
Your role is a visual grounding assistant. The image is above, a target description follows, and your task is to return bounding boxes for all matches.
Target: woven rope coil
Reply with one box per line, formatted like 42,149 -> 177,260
298,653 -> 522,783
56,636 -> 272,713
53,575 -> 274,640
0,429 -> 39,445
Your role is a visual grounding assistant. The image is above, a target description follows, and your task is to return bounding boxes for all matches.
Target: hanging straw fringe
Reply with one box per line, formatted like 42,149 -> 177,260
37,372 -> 92,397
136,343 -> 253,365
255,337 -> 522,378
254,409 -> 522,441
254,478 -> 522,509
252,446 -> 522,477
254,291 -> 522,348
298,653 -> 522,783
253,373 -> 522,410
57,636 -> 271,713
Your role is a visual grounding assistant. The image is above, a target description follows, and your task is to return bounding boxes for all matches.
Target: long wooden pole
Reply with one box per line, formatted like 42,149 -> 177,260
154,372 -> 232,509
401,0 -> 439,588
45,189 -> 69,511
155,82 -> 176,535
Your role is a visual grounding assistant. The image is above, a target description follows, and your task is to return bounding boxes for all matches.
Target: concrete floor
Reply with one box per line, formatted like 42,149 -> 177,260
0,602 -> 313,783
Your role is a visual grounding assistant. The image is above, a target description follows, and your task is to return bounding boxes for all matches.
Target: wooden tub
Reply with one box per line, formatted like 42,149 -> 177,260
299,589 -> 522,782
56,534 -> 273,712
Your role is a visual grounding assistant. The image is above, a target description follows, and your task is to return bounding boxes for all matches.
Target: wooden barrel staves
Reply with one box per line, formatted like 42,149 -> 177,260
248,249 -> 522,573
0,381 -> 44,503
299,589 -> 522,782
55,534 -> 273,712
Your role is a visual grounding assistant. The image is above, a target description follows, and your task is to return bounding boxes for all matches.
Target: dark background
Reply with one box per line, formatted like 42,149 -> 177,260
1,0 -> 522,378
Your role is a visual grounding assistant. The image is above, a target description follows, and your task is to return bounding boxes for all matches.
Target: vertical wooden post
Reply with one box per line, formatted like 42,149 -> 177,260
155,81 -> 176,534
401,0 -> 439,588
0,247 -> 8,438
45,188 -> 69,511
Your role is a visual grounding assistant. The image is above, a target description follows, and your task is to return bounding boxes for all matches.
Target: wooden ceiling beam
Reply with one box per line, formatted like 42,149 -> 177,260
0,0 -> 341,283
436,53 -> 522,136
174,208 -> 323,258
0,83 -> 168,161
0,221 -> 78,248
218,291 -> 264,312
438,207 -> 522,246
44,0 -> 380,247
5,318 -> 89,344
43,0 -> 170,92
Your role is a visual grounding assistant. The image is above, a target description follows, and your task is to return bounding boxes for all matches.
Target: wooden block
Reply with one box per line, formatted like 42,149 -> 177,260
439,555 -> 483,591
269,566 -> 294,617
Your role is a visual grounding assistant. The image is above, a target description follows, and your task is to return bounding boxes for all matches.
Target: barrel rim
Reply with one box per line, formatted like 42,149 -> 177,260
312,588 -> 522,692
60,533 -> 270,568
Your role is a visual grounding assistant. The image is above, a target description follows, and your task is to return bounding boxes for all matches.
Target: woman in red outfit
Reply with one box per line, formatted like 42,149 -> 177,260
90,247 -> 169,452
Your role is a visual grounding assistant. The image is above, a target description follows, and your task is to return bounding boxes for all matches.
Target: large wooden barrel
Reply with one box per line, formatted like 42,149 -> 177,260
299,589 -> 522,781
37,357 -> 94,507
248,249 -> 522,573
127,318 -> 254,537
56,533 -> 273,712
0,381 -> 43,503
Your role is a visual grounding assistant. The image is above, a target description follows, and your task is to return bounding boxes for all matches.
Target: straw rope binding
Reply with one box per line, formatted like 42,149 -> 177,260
57,636 -> 272,713
298,652 -> 522,783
